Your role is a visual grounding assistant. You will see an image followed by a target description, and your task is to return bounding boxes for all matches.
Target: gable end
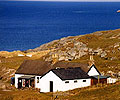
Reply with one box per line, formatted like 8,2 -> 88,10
87,64 -> 101,76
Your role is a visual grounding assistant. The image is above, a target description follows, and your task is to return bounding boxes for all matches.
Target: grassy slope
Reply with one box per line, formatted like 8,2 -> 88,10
0,82 -> 120,100
0,89 -> 52,100
60,82 -> 120,100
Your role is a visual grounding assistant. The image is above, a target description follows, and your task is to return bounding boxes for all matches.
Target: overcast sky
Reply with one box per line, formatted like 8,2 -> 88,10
1,0 -> 120,2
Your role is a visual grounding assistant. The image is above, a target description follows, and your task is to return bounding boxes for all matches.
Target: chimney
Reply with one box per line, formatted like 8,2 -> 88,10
88,53 -> 94,67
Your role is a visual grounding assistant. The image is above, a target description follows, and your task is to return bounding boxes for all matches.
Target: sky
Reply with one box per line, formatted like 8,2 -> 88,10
1,0 -> 120,2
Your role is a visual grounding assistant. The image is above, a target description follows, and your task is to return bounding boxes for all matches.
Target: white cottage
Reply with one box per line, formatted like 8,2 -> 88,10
15,60 -> 110,92
39,67 -> 91,92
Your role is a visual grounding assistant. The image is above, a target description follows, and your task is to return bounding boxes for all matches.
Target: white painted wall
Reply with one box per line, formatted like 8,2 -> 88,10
15,74 -> 24,88
88,66 -> 100,76
40,71 -> 91,92
107,77 -> 117,84
35,75 -> 41,88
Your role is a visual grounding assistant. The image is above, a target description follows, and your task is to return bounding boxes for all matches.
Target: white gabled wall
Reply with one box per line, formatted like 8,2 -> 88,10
88,66 -> 100,76
40,71 -> 62,92
15,74 -> 24,88
40,71 -> 91,92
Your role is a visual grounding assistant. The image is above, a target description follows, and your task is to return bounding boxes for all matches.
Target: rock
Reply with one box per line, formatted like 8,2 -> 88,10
117,10 -> 120,13
74,55 -> 80,59
110,57 -> 117,60
118,47 -> 120,51
59,56 -> 65,61
88,48 -> 93,53
93,31 -> 103,36
79,51 -> 87,58
100,51 -> 107,58
94,48 -> 103,55
114,43 -> 119,48
45,57 -> 52,62
67,49 -> 77,57
66,56 -> 74,61
112,50 -> 115,53
1,84 -> 6,89
78,47 -> 88,52
74,42 -> 85,47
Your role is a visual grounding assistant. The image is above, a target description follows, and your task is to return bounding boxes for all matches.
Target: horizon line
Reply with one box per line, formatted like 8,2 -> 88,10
1,0 -> 120,2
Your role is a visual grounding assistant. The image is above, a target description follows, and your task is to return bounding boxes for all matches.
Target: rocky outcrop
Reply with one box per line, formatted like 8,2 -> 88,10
43,40 -> 89,61
25,29 -> 120,62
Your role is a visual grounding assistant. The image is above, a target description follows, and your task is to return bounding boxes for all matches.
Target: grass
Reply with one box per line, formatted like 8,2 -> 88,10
0,56 -> 31,69
59,82 -> 120,100
0,82 -> 120,100
0,89 -> 52,100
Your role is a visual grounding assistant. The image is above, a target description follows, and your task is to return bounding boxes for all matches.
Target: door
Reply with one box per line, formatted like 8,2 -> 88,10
30,79 -> 35,88
25,79 -> 29,87
50,81 -> 53,92
18,79 -> 22,88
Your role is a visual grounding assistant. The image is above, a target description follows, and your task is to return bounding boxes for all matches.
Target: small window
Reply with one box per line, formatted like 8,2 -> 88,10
65,81 -> 69,83
83,80 -> 86,82
74,80 -> 77,83
37,77 -> 39,83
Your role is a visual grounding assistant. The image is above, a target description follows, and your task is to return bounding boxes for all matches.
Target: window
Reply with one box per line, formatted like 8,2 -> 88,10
37,77 -> 39,83
74,80 -> 77,83
65,81 -> 69,83
83,80 -> 86,82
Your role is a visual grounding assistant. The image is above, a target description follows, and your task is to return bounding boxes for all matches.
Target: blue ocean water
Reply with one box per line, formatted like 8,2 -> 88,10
0,1 -> 120,51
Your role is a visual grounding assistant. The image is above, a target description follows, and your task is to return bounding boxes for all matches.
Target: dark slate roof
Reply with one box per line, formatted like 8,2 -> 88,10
91,75 -> 110,79
51,67 -> 90,80
53,61 -> 89,73
15,60 -> 52,76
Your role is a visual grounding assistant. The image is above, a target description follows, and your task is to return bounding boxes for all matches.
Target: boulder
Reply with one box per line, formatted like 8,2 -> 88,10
94,48 -> 103,55
59,56 -> 65,61
78,51 -> 87,58
110,57 -> 117,60
114,43 -> 119,48
67,49 -> 77,57
100,51 -> 107,58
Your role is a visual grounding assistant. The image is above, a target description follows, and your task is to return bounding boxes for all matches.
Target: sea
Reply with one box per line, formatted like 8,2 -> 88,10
0,1 -> 120,51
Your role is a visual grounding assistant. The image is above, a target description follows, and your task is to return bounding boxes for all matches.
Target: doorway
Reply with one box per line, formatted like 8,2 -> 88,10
50,81 -> 53,92
18,79 -> 22,88
25,79 -> 29,87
